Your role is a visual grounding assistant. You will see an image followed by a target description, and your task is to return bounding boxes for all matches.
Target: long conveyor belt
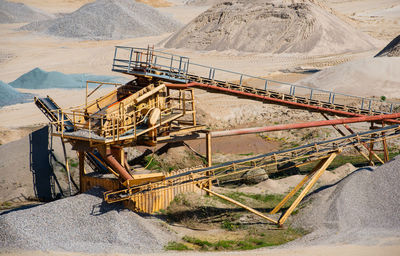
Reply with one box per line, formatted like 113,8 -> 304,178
104,123 -> 400,203
111,46 -> 400,118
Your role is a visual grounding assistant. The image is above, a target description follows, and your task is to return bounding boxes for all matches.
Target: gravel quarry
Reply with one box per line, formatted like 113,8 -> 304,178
20,0 -> 181,40
0,187 -> 174,253
165,0 -> 379,54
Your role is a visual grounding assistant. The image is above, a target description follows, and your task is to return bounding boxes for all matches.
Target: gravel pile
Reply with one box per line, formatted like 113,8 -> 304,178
375,34 -> 400,57
9,67 -> 127,89
0,0 -> 53,24
0,81 -> 30,107
165,0 -> 378,54
291,156 -> 400,245
0,187 -> 173,253
20,0 -> 181,40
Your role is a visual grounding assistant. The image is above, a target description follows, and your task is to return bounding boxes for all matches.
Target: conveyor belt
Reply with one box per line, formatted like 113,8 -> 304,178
34,96 -> 74,132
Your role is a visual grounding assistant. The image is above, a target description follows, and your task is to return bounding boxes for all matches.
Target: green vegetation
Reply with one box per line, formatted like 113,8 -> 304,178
165,241 -> 192,251
175,228 -> 306,251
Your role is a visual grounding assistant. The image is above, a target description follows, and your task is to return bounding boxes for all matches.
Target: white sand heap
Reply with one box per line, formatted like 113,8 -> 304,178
292,156 -> 400,245
0,0 -> 53,24
0,187 -> 173,253
375,35 -> 400,57
20,0 -> 181,40
165,0 -> 378,54
298,57 -> 400,98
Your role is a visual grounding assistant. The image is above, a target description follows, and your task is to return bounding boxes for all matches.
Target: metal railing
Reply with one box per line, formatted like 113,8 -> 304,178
112,46 -> 400,115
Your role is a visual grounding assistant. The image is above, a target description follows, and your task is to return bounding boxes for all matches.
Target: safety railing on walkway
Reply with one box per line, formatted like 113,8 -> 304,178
112,46 -> 400,115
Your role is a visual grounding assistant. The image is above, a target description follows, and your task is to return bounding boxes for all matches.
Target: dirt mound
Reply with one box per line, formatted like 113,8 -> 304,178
375,35 -> 400,57
184,0 -> 224,6
292,157 -> 400,244
0,81 -> 30,107
0,187 -> 173,253
20,0 -> 181,40
9,67 -> 127,89
0,0 -> 53,24
164,0 -> 378,54
298,57 -> 400,98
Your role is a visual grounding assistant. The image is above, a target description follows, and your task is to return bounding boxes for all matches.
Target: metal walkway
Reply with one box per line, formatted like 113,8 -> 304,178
111,46 -> 400,117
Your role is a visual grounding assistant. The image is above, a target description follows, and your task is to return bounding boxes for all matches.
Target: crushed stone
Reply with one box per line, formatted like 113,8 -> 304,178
0,187 -> 174,253
0,81 -> 31,107
290,156 -> 400,246
0,0 -> 53,24
20,0 -> 181,40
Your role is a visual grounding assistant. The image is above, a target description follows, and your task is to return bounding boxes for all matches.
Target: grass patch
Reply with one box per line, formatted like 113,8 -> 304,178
165,241 -> 192,251
181,227 -> 306,251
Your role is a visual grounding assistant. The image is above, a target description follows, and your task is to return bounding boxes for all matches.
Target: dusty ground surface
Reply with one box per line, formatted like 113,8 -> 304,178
1,0 -> 400,255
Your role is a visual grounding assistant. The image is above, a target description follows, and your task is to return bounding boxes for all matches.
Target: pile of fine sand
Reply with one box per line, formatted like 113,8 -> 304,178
0,0 -> 53,24
21,0 -> 181,40
375,34 -> 400,57
165,0 -> 378,54
292,156 -> 400,245
298,57 -> 400,98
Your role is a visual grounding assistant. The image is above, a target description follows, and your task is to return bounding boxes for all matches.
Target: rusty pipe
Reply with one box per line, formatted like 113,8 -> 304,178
165,82 -> 400,124
158,112 -> 400,143
105,148 -> 133,181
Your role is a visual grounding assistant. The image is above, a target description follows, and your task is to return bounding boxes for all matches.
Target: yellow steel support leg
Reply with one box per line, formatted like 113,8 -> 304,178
269,158 -> 326,214
278,152 -> 338,226
200,186 -> 278,224
206,132 -> 212,195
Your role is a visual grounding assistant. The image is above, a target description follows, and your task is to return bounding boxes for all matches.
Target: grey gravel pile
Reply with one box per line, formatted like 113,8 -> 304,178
0,0 -> 53,24
375,34 -> 400,57
291,156 -> 400,245
0,187 -> 173,253
0,81 -> 30,107
20,0 -> 181,40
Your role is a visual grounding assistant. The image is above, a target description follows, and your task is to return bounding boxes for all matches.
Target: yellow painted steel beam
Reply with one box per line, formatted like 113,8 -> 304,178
278,152 -> 338,226
200,186 -> 278,224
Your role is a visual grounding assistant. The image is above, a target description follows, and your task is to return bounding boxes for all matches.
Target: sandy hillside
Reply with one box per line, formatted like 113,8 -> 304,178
164,0 -> 380,54
298,56 -> 400,98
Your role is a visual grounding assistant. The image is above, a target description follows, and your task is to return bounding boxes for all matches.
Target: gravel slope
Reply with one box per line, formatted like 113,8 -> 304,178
0,187 -> 174,253
291,156 -> 400,245
20,0 -> 181,40
0,0 -> 53,24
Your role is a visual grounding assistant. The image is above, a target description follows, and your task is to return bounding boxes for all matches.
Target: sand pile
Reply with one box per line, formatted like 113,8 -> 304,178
0,187 -> 173,253
298,57 -> 400,98
292,156 -> 400,244
0,0 -> 53,24
9,67 -> 127,89
20,0 -> 181,40
375,35 -> 400,57
0,81 -> 30,107
165,0 -> 378,54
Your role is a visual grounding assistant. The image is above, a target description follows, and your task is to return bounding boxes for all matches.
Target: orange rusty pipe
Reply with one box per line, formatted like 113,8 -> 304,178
158,112 -> 400,143
105,148 -> 133,181
165,82 -> 400,124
